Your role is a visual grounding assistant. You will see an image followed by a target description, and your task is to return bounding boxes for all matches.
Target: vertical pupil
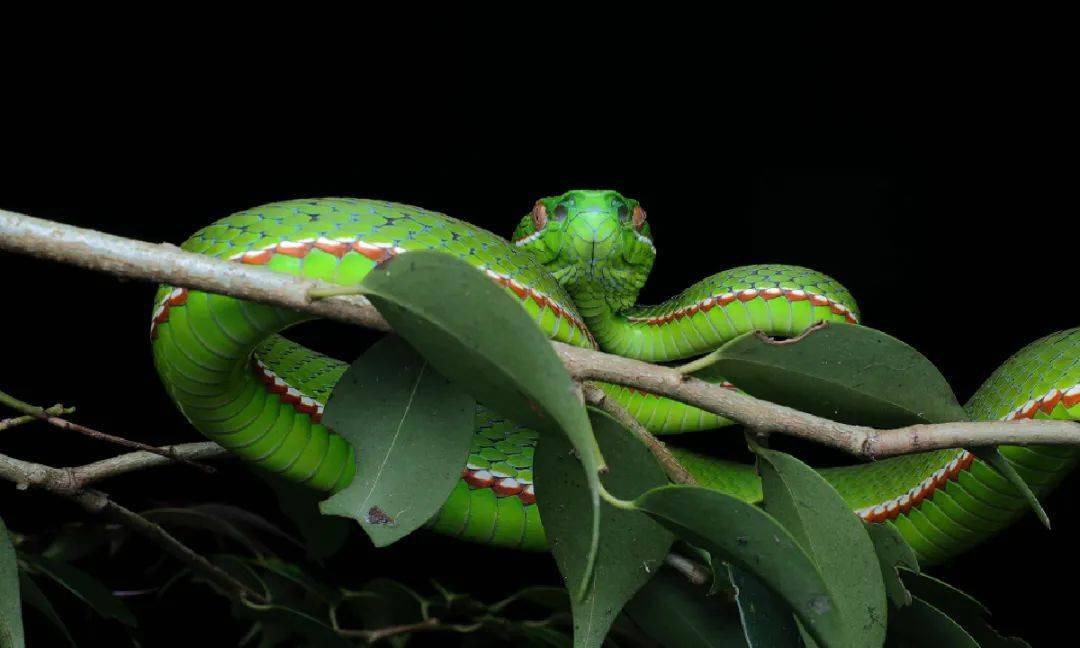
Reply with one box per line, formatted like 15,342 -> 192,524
617,205 -> 629,223
554,205 -> 568,220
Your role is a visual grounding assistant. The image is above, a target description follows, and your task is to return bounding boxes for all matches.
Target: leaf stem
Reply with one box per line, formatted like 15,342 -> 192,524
598,484 -> 636,511
674,349 -> 723,375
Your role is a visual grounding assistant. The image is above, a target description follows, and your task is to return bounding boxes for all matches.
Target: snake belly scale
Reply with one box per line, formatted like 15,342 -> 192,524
151,191 -> 1080,563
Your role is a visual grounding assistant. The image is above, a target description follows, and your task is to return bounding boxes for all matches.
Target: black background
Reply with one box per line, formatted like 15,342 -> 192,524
1,51 -> 1075,646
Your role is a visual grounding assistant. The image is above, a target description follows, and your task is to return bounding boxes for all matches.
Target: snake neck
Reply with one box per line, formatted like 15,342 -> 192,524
563,280 -> 664,360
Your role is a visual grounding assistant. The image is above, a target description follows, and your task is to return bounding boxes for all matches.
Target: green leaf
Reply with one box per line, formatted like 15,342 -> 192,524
341,578 -> 426,645
885,596 -> 978,648
141,506 -> 269,558
534,410 -> 673,648
710,324 -> 1049,529
631,485 -> 845,647
967,447 -> 1049,529
702,323 -> 969,426
726,565 -> 802,647
624,568 -> 747,648
359,251 -> 604,598
251,469 -> 351,560
753,444 -> 887,647
898,569 -> 1029,647
18,574 -> 76,647
864,522 -> 919,608
320,335 -> 476,546
42,523 -> 109,563
0,516 -> 24,648
20,554 -> 136,627
490,586 -> 570,615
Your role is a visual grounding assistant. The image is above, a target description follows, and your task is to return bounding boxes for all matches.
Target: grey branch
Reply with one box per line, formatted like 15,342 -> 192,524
0,449 -> 264,602
3,208 -> 1080,459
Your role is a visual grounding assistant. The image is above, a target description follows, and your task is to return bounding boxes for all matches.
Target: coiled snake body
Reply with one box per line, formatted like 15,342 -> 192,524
151,190 -> 1080,564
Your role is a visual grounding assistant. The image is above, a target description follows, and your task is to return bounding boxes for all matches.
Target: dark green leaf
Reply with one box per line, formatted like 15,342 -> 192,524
534,410 -> 673,648
703,324 -> 969,427
250,559 -> 342,606
18,574 -> 75,647
41,523 -> 109,563
20,554 -> 135,627
899,570 -> 1029,647
359,251 -> 603,598
141,506 -> 268,558
251,469 -> 351,560
727,565 -> 801,647
341,578 -> 426,643
631,486 -> 844,647
967,447 -> 1049,529
1,516 -> 24,648
753,444 -> 887,647
624,568 -> 747,648
320,336 -> 476,546
490,587 -> 570,615
885,596 -> 978,648
865,522 -> 919,607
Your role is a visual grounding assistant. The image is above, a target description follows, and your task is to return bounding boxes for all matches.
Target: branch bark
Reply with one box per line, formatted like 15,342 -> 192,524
2,208 -> 1079,459
0,449 -> 265,602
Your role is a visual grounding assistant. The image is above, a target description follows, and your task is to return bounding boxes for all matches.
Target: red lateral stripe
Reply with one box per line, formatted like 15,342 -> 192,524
461,467 -> 535,504
627,287 -> 859,326
857,378 -> 1080,525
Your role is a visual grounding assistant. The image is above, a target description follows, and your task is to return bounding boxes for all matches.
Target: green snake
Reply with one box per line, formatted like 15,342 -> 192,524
151,190 -> 1080,564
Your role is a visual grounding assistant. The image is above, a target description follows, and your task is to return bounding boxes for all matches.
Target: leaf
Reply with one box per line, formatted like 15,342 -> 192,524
703,323 -> 969,427
20,554 -> 136,627
624,568 -> 747,648
359,250 -> 604,598
141,506 -> 269,558
341,578 -> 426,642
42,523 -> 109,563
710,324 -> 1049,526
864,521 -> 919,608
534,410 -> 673,648
0,516 -> 24,648
631,485 -> 845,647
18,574 -> 76,647
885,596 -> 978,648
753,444 -> 887,647
967,447 -> 1049,529
251,469 -> 351,560
490,587 -> 570,615
726,565 -> 802,647
898,569 -> 1029,647
320,335 -> 476,546
249,559 -> 342,606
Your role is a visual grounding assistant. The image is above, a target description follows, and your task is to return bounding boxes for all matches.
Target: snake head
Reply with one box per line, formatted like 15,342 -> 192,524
513,189 -> 656,312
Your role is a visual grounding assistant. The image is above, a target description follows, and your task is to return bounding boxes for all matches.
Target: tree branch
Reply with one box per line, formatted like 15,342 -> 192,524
3,208 -> 1079,459
582,383 -> 697,485
0,387 -> 215,474
0,449 -> 265,602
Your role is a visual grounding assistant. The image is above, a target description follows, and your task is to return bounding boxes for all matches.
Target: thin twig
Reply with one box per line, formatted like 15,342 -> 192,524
0,450 -> 265,602
336,617 -> 483,643
72,442 -> 228,486
582,383 -> 697,485
664,553 -> 710,587
0,388 -> 215,474
3,208 -> 1080,459
0,403 -> 74,431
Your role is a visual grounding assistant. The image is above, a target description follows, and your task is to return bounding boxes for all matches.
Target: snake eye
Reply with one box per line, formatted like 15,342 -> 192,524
531,202 -> 548,230
632,205 -> 647,231
553,204 -> 569,220
617,204 -> 630,224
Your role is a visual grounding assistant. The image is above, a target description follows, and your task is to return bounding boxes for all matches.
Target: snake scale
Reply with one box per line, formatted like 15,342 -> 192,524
150,190 -> 1080,564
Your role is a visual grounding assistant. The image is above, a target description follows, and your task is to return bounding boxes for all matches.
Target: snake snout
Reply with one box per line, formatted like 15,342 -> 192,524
569,211 -> 620,265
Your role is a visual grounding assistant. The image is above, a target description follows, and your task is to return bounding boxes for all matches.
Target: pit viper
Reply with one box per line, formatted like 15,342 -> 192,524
150,190 -> 1079,564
